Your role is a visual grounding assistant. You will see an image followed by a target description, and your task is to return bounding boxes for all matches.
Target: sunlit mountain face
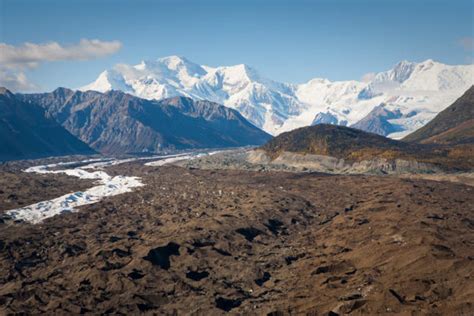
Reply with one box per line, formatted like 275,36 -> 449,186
82,56 -> 474,138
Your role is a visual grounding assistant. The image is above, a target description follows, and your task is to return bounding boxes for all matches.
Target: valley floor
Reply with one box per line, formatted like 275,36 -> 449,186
0,162 -> 473,314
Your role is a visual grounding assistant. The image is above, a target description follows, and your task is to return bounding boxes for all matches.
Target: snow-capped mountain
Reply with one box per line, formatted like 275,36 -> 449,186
81,56 -> 474,138
82,56 -> 301,134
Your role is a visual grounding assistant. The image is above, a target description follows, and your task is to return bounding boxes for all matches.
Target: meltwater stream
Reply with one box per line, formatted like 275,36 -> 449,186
4,152 -> 215,224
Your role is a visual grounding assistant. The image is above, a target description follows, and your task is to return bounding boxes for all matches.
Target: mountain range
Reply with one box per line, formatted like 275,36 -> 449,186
17,88 -> 271,155
0,88 -> 95,161
81,56 -> 474,137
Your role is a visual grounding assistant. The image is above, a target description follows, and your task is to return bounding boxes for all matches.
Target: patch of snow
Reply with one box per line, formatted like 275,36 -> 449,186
144,150 -> 223,167
145,155 -> 194,167
6,160 -> 144,224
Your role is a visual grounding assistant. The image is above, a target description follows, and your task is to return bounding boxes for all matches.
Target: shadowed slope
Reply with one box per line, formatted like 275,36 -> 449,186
0,88 -> 95,161
403,86 -> 474,144
19,89 -> 271,154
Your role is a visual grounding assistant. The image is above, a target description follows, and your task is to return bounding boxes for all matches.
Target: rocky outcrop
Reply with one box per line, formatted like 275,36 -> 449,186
175,149 -> 442,175
247,150 -> 441,175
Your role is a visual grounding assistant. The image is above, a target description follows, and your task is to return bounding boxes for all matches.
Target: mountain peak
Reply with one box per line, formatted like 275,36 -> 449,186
394,59 -> 439,70
395,60 -> 413,67
390,60 -> 417,82
217,63 -> 262,83
53,87 -> 74,94
0,87 -> 14,98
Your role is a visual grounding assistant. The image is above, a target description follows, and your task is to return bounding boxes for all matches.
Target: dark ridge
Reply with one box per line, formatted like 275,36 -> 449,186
403,86 -> 474,144
0,87 -> 95,161
261,124 -> 413,161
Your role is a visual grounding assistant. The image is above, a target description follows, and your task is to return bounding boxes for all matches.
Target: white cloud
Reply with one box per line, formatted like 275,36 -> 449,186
0,39 -> 122,67
361,72 -> 376,83
0,39 -> 122,91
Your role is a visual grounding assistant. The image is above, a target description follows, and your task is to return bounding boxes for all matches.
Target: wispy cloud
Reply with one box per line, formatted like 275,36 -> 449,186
0,68 -> 38,91
361,72 -> 376,83
0,39 -> 122,91
458,36 -> 474,51
457,36 -> 474,64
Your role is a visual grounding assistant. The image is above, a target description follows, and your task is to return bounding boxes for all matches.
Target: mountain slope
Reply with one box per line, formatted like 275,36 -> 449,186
403,86 -> 474,144
260,124 -> 474,170
19,88 -> 271,154
261,124 -> 414,161
0,87 -> 95,161
350,104 -> 405,136
80,56 -> 474,137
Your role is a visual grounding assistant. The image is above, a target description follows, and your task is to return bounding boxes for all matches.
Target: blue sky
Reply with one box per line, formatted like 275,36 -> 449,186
0,0 -> 473,91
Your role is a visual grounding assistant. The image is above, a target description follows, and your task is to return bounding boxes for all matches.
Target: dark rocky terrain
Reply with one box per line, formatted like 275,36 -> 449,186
0,88 -> 95,161
0,162 -> 473,315
18,88 -> 271,154
403,86 -> 474,144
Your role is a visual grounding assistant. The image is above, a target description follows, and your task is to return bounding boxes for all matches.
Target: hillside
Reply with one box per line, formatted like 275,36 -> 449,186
260,124 -> 474,170
261,124 -> 415,161
0,88 -> 95,161
19,88 -> 271,154
403,86 -> 474,144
